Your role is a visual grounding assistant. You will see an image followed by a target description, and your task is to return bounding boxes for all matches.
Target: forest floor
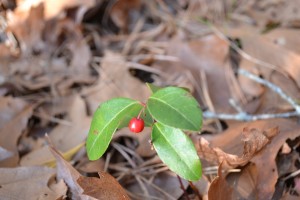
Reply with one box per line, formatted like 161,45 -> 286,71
1,0 -> 300,199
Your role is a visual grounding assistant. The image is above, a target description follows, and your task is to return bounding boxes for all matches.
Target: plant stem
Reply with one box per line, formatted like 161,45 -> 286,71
177,175 -> 190,200
189,181 -> 202,200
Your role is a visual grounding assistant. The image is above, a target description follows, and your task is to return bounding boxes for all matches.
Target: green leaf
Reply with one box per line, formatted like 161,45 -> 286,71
151,122 -> 202,181
86,98 -> 143,160
142,107 -> 154,126
147,87 -> 202,131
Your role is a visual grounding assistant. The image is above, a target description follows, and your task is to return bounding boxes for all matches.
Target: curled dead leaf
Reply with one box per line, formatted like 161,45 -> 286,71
48,137 -> 129,199
198,127 -> 279,169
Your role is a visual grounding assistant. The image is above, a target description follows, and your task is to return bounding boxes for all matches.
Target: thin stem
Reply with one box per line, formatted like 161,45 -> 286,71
177,175 -> 190,200
189,181 -> 202,200
137,107 -> 145,119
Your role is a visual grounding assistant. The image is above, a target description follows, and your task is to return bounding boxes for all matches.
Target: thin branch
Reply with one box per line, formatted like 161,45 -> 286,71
203,68 -> 300,121
203,111 -> 299,121
283,169 -> 300,181
239,69 -> 300,113
139,176 -> 177,200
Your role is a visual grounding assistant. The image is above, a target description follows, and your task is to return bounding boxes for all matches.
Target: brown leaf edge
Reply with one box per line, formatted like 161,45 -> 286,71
198,127 -> 279,169
208,162 -> 233,200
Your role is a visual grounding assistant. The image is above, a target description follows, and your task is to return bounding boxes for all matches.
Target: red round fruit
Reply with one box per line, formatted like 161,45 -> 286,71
128,117 -> 144,133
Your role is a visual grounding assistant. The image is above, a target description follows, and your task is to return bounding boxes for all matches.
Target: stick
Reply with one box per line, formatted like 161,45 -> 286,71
203,68 -> 300,121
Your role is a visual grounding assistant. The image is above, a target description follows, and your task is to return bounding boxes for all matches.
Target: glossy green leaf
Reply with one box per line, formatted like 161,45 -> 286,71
147,87 -> 202,131
86,98 -> 143,160
142,107 -> 154,127
151,122 -> 202,181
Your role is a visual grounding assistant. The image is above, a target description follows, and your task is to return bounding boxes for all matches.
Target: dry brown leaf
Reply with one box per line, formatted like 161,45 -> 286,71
208,163 -> 233,200
226,163 -> 257,199
264,29 -> 300,55
0,166 -> 66,199
168,33 -> 245,113
5,6 -> 94,95
44,0 -> 95,19
215,25 -> 300,114
0,96 -> 33,167
202,119 -> 300,199
227,126 -> 300,199
48,140 -> 93,200
197,127 -> 278,169
225,25 -> 300,89
110,0 -> 141,33
21,95 -> 90,166
250,128 -> 300,199
237,59 -> 264,98
77,172 -> 130,200
293,177 -> 300,196
83,51 -> 149,113
77,159 -> 105,173
0,147 -> 14,161
14,0 -> 95,20
7,2 -> 45,55
49,137 -> 129,200
240,0 -> 300,27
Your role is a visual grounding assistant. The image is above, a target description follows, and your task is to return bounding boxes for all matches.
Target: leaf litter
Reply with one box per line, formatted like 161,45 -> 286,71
1,0 -> 300,199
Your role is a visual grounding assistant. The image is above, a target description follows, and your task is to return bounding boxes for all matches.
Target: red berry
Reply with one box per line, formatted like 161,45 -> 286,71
128,117 -> 144,133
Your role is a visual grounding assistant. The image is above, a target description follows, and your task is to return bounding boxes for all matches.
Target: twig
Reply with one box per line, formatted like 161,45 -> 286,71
111,142 -> 136,168
129,54 -> 180,62
282,169 -> 300,181
204,107 -> 299,121
126,61 -> 165,76
239,69 -> 300,113
200,70 -> 223,130
135,175 -> 150,198
203,68 -> 300,121
228,98 -> 244,113
33,112 -> 72,126
122,18 -> 145,55
139,176 -> 177,200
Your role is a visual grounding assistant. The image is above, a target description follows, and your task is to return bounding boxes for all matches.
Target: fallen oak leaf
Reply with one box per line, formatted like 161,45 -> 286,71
242,127 -> 278,160
21,95 -> 90,167
48,137 -> 90,200
0,96 -> 34,167
197,127 -> 278,169
0,146 -> 14,161
208,162 -> 233,200
195,119 -> 300,199
250,128 -> 300,199
227,127 -> 300,200
48,136 -> 129,200
77,173 -> 130,200
0,166 -> 66,199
